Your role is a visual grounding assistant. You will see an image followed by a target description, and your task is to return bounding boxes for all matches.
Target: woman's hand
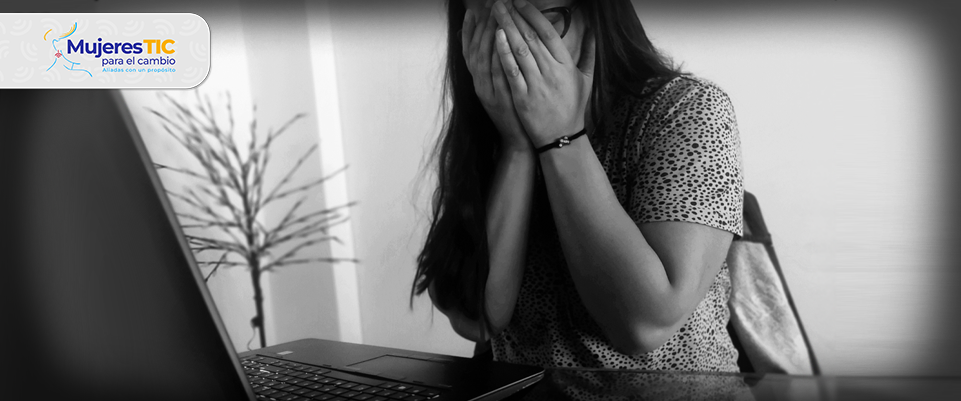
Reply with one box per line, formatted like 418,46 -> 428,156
463,2 -> 532,153
490,0 -> 595,148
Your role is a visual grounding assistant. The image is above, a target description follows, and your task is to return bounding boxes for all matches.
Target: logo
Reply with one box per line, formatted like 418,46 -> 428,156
1,13 -> 209,89
45,22 -> 91,77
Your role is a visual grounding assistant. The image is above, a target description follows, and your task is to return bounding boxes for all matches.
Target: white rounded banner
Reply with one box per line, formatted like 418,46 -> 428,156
0,13 -> 210,88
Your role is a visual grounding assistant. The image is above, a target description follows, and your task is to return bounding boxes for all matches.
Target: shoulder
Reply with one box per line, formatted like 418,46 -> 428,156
619,75 -> 736,137
649,75 -> 735,116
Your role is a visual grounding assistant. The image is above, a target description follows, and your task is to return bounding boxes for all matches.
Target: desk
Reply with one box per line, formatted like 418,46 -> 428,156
509,369 -> 961,401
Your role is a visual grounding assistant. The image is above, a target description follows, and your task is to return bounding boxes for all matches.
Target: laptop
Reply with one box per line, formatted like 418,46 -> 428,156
0,88 -> 543,401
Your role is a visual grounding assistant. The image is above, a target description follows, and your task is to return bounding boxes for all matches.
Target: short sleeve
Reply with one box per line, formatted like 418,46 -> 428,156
630,78 -> 744,236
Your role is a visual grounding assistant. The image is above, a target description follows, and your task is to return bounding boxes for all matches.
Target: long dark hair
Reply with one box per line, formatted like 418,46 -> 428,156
412,0 -> 683,328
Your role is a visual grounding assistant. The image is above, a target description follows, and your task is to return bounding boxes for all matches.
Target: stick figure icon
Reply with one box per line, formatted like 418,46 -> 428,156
45,22 -> 92,78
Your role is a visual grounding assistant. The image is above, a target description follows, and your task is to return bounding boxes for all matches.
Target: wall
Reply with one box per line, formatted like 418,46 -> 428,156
321,0 -> 464,356
323,0 -> 959,375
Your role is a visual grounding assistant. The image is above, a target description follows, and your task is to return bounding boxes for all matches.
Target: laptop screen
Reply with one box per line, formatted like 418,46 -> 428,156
0,89 -> 254,401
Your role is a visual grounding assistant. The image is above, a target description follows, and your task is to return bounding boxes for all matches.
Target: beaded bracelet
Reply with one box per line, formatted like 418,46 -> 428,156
535,129 -> 587,154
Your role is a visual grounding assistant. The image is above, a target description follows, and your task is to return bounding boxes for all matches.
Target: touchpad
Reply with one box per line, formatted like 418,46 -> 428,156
348,355 -> 455,385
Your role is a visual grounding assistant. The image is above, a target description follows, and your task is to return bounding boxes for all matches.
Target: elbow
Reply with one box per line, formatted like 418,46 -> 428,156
606,320 -> 679,357
450,319 -> 489,343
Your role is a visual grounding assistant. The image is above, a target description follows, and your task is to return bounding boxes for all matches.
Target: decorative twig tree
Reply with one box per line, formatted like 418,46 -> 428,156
148,91 -> 355,349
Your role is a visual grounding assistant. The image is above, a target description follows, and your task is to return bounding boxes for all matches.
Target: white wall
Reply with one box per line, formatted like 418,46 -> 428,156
323,0 -> 958,375
321,0 -> 468,357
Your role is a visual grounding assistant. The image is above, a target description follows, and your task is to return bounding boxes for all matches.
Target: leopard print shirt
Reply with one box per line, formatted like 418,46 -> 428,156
490,76 -> 744,372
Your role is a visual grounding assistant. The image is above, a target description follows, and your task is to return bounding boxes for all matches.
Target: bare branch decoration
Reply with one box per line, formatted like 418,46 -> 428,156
149,90 -> 358,349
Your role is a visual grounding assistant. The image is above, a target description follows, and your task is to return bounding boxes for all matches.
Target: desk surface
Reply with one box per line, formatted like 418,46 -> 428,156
510,369 -> 961,401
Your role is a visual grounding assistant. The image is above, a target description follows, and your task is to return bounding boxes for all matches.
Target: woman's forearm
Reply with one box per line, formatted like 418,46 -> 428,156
431,146 -> 535,342
537,137 -> 685,353
483,147 -> 536,332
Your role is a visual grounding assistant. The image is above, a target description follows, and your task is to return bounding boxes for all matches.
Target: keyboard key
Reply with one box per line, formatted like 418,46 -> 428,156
401,396 -> 426,401
338,383 -> 357,389
368,398 -> 388,401
352,395 -> 374,401
342,391 -> 361,398
293,388 -> 312,395
377,390 -> 398,398
362,388 -> 383,395
421,390 -> 438,398
329,389 -> 349,396
377,383 -> 397,389
352,385 -> 371,392
405,387 -> 425,394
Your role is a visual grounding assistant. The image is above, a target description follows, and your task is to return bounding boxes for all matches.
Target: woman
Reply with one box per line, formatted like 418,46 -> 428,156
413,0 -> 744,372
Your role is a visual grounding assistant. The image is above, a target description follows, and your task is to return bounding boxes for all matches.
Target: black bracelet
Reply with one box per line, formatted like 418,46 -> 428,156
535,129 -> 587,154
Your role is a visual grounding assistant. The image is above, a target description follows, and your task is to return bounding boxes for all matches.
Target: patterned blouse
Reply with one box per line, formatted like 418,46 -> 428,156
490,75 -> 744,372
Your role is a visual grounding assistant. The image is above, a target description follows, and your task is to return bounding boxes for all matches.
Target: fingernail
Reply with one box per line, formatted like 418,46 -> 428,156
464,9 -> 473,23
493,1 -> 507,14
514,0 -> 528,8
496,29 -> 506,42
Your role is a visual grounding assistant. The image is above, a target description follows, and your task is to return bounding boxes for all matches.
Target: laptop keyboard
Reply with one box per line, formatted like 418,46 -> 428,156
242,355 -> 442,401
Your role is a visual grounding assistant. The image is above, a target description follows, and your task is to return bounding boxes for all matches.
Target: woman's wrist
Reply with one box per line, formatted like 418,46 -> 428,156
538,130 -> 592,164
531,122 -> 586,149
500,138 -> 534,156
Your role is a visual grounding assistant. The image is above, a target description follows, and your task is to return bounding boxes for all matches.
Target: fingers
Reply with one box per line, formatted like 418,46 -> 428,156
506,1 -> 552,72
510,0 -> 571,64
477,6 -> 498,72
469,7 -> 489,59
491,44 -> 510,98
491,1 -> 540,85
577,26 -> 596,76
463,4 -> 497,97
494,28 -> 527,94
